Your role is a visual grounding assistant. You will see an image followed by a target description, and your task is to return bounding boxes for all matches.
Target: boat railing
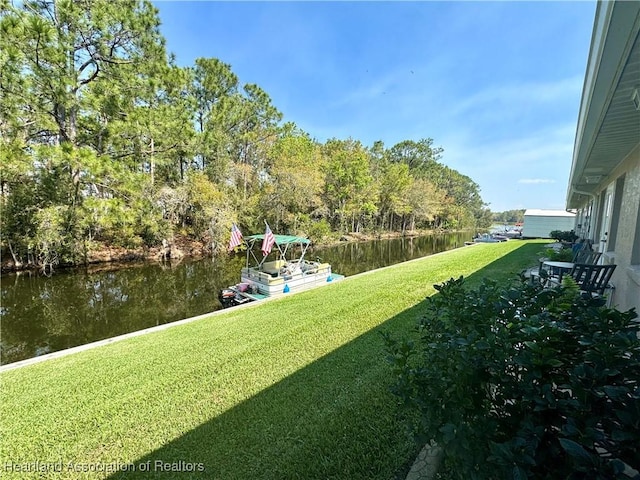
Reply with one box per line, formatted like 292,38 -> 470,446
294,259 -> 331,275
243,259 -> 331,282
242,267 -> 280,284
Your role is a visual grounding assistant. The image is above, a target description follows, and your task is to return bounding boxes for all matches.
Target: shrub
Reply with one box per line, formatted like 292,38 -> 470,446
33,205 -> 83,268
541,246 -> 574,262
550,230 -> 578,243
305,218 -> 332,243
384,276 -> 640,479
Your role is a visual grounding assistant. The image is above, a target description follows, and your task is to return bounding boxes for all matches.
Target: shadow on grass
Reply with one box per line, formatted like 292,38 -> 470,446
107,242 -> 543,480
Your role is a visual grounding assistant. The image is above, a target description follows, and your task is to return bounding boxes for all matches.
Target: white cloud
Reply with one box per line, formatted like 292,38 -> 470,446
518,178 -> 557,184
450,76 -> 583,116
441,122 -> 575,171
437,123 -> 576,211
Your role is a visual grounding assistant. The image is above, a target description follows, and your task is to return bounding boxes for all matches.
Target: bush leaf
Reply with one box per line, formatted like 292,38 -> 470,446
558,438 -> 593,465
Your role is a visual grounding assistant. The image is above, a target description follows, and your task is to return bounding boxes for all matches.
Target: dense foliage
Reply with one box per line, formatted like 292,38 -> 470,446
541,245 -> 575,262
385,276 -> 640,479
550,230 -> 579,244
492,209 -> 525,224
0,0 -> 490,269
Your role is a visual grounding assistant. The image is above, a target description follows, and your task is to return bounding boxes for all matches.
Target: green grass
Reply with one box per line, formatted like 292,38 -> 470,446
0,240 -> 547,480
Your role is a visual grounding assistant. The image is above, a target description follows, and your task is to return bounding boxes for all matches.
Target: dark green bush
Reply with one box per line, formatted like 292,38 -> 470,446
541,246 -> 575,262
384,276 -> 640,479
550,230 -> 578,243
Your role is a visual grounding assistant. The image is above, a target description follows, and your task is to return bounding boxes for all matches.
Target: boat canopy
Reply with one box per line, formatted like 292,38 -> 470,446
243,234 -> 312,268
245,234 -> 311,245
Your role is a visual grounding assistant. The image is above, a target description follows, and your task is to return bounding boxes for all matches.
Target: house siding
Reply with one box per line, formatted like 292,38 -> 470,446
522,210 -> 576,238
574,144 -> 640,313
567,0 -> 640,315
609,146 -> 640,313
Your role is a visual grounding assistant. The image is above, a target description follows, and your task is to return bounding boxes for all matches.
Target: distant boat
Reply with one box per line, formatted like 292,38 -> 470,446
472,233 -> 508,243
220,233 -> 344,307
502,229 -> 523,239
491,223 -> 523,239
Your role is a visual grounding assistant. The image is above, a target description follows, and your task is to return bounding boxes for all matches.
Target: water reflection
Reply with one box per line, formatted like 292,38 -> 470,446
1,232 -> 467,364
314,233 -> 467,276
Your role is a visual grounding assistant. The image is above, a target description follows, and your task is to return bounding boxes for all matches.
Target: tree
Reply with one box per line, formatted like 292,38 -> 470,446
0,1 -> 493,267
190,57 -> 240,182
323,138 -> 374,233
406,178 -> 446,230
0,0 -> 172,265
387,138 -> 443,174
1,0 -> 167,147
231,83 -> 283,202
492,209 -> 525,224
260,126 -> 325,233
386,139 -> 486,229
377,161 -> 412,232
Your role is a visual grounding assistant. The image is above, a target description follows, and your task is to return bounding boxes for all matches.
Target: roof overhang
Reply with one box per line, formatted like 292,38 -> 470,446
524,209 -> 575,218
567,1 -> 640,209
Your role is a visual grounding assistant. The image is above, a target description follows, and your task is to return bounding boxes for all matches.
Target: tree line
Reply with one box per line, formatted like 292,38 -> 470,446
492,209 -> 525,224
0,0 -> 491,269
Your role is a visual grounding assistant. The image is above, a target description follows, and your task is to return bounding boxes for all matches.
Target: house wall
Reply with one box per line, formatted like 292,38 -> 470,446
522,214 -> 576,238
607,144 -> 640,313
574,144 -> 640,313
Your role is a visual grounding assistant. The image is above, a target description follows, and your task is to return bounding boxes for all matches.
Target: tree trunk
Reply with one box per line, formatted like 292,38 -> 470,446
7,240 -> 21,267
150,137 -> 155,185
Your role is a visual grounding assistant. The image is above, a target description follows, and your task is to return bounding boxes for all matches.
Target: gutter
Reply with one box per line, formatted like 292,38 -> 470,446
570,186 -> 597,203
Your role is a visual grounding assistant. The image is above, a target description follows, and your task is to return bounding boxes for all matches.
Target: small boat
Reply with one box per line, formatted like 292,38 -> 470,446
491,224 -> 523,239
498,224 -> 523,239
472,233 -> 508,243
219,234 -> 344,307
502,229 -> 522,239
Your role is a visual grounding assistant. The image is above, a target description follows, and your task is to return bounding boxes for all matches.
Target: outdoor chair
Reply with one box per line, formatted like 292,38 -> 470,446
569,263 -> 617,298
572,249 -> 602,264
527,258 -> 548,285
536,250 -> 603,287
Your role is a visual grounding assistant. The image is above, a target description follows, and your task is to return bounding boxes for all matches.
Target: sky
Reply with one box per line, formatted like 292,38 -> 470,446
154,1 -> 597,213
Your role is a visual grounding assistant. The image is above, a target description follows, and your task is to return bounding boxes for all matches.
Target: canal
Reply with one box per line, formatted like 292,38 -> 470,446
1,232 -> 469,364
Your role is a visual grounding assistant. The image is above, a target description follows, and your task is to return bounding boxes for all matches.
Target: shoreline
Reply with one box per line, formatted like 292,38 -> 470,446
1,228 -> 464,275
0,237 -> 508,372
2,244 -> 449,372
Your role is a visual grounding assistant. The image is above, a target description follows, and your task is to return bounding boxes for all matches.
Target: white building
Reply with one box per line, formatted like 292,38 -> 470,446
522,209 -> 576,239
566,1 -> 640,313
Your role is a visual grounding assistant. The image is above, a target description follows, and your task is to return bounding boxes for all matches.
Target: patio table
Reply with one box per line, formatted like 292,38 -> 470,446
542,260 -> 575,284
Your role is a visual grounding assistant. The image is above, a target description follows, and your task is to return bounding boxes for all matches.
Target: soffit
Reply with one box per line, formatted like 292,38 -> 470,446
567,3 -> 640,208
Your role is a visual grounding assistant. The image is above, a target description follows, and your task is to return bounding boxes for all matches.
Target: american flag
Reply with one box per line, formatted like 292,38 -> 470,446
261,223 -> 276,256
228,223 -> 243,252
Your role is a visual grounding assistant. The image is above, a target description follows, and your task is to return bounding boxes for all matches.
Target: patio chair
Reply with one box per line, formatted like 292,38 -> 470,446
527,258 -> 549,285
569,263 -> 617,297
572,249 -> 602,264
542,250 -> 603,287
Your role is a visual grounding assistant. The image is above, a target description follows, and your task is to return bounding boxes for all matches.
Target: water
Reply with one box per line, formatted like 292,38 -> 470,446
1,232 -> 468,364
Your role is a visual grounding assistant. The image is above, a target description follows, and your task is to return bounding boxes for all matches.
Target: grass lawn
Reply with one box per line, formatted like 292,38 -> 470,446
0,240 -> 548,480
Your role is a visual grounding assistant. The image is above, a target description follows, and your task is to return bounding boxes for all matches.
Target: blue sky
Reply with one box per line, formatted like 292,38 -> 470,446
154,1 -> 597,212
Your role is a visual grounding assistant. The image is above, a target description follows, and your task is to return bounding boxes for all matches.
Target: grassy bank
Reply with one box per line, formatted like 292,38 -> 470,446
0,240 -> 547,479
